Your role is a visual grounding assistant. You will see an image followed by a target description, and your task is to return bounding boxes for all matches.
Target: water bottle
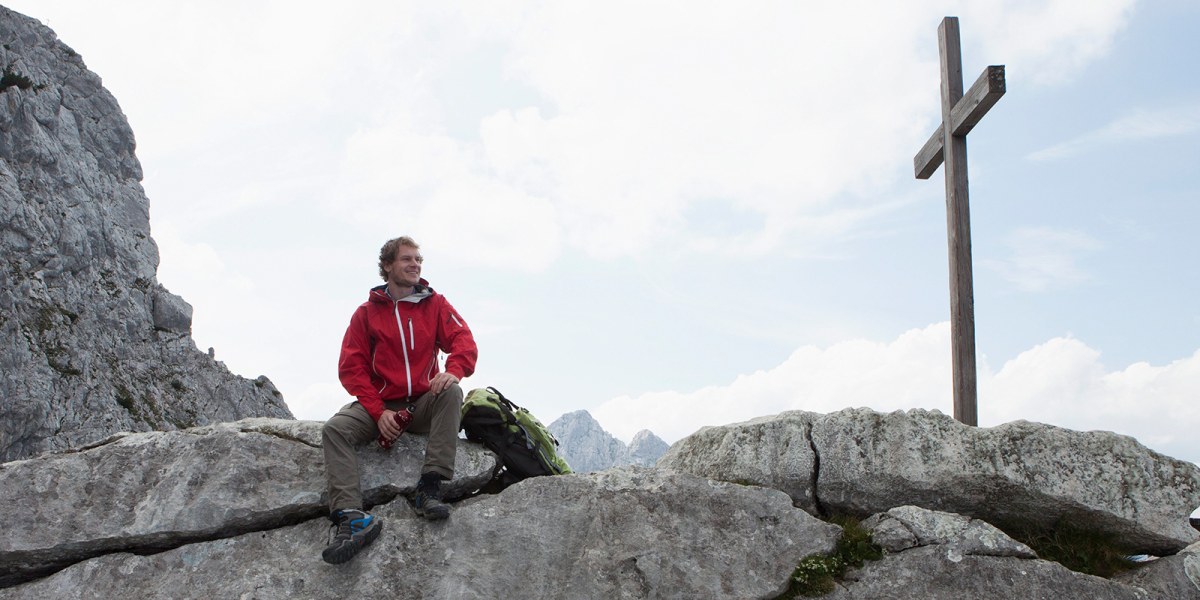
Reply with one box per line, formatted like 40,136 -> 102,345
378,406 -> 415,449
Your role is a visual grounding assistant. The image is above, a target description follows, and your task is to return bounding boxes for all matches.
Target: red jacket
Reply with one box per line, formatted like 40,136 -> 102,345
338,281 -> 478,422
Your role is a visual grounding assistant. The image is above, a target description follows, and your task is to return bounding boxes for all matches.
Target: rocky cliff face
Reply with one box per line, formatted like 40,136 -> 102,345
2,410 -> 1198,599
0,6 -> 292,462
549,410 -> 668,472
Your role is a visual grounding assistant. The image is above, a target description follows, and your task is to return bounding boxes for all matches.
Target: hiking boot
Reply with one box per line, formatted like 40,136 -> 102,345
414,475 -> 450,520
321,509 -> 382,565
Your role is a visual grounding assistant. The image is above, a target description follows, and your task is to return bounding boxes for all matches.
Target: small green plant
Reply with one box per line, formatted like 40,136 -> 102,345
787,554 -> 841,596
0,67 -> 40,92
33,306 -> 79,333
1013,523 -> 1139,578
115,384 -> 138,416
45,346 -> 82,376
778,515 -> 884,598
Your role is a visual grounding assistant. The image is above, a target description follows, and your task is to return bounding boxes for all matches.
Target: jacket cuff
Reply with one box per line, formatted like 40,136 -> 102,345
357,397 -> 385,422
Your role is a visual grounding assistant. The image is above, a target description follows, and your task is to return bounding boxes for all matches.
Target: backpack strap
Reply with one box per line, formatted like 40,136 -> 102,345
486,386 -> 522,413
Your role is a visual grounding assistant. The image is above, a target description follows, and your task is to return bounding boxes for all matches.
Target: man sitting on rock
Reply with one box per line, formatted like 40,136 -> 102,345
320,235 -> 479,565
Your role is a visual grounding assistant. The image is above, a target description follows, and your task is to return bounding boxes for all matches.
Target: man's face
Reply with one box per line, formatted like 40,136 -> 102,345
385,246 -> 423,287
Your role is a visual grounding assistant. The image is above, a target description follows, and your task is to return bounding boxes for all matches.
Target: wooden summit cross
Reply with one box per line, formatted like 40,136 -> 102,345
913,17 -> 1005,427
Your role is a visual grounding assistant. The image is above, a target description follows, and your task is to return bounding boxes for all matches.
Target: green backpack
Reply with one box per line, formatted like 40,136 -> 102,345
461,387 -> 572,486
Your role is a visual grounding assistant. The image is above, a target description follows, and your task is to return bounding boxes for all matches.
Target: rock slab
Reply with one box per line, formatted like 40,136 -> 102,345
0,418 -> 498,587
660,407 -> 1200,555
0,467 -> 841,600
826,505 -> 1148,599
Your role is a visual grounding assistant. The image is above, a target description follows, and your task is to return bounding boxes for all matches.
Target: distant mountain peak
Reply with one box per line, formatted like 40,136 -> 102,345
549,411 -> 668,472
627,430 -> 670,466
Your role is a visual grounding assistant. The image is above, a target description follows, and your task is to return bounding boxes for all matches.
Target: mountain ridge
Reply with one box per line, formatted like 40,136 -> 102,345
549,409 -> 668,472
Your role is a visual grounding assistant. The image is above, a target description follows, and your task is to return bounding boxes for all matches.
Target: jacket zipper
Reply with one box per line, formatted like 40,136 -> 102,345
393,302 -> 413,395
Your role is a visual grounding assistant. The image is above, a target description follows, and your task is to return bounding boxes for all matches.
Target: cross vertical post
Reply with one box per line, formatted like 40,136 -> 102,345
914,17 -> 1006,426
939,18 -> 977,427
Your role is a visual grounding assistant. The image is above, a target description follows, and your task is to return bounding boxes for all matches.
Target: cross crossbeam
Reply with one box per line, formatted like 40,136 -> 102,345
914,65 -> 1006,179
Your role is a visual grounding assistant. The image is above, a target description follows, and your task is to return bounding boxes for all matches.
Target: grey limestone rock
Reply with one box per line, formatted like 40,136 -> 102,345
813,407 -> 1200,556
824,504 -> 1150,599
1113,541 -> 1200,599
0,418 -> 499,587
149,284 -> 193,333
660,407 -> 1200,556
861,505 -> 1036,559
0,466 -> 841,599
0,6 -> 292,463
658,410 -> 820,512
828,547 -> 1149,600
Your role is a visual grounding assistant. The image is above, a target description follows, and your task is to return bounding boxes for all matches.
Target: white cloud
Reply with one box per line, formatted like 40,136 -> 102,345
492,2 -> 936,257
593,323 -> 955,443
963,0 -> 1136,86
1028,103 -> 1200,160
321,0 -> 1134,264
12,0 -> 1139,269
417,179 -> 562,272
15,0 -> 1133,275
982,226 -> 1102,292
334,119 -> 562,272
988,340 -> 1200,463
593,322 -> 1200,466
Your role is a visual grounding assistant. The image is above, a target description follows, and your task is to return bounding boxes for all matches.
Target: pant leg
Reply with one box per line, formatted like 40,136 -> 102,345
322,401 -> 379,513
405,383 -> 463,479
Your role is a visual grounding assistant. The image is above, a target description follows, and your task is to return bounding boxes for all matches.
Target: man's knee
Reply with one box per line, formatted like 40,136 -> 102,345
323,403 -> 374,446
439,383 -> 464,405
428,383 -> 463,425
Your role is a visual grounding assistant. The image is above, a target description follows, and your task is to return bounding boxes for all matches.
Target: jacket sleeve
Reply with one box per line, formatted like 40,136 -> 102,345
338,306 -> 385,421
437,297 -> 478,381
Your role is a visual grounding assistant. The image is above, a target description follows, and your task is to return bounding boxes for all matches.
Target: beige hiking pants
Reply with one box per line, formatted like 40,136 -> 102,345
322,384 -> 462,513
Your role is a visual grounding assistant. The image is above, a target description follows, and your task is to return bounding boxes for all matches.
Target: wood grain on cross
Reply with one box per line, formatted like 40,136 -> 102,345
913,17 -> 1005,426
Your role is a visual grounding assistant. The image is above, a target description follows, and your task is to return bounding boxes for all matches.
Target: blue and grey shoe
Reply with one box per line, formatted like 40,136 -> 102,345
321,509 -> 382,564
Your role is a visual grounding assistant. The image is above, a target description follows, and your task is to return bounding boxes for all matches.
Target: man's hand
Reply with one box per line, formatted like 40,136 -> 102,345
429,372 -> 460,394
378,409 -> 403,442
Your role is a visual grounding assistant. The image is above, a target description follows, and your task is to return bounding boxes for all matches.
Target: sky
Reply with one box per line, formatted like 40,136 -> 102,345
8,2 -> 1199,476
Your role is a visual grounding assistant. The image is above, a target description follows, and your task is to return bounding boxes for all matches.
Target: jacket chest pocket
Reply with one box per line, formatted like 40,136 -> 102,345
401,311 -> 435,352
